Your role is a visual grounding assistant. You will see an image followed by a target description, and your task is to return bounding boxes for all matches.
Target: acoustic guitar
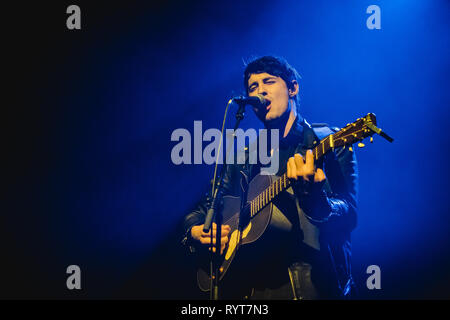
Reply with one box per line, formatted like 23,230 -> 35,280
197,113 -> 393,291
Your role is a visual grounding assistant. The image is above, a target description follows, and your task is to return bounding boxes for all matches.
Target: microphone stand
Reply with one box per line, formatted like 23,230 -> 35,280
203,100 -> 246,300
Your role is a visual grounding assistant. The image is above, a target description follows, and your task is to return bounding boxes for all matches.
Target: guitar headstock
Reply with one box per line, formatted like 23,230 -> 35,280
332,113 -> 384,149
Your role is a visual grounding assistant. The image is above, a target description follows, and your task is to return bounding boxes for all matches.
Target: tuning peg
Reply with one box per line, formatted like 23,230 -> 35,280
370,137 -> 373,143
358,142 -> 365,148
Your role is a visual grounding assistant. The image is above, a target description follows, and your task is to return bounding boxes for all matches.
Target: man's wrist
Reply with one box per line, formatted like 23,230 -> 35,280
297,187 -> 331,222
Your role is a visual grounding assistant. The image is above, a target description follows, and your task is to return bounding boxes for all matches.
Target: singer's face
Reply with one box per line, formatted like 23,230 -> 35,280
247,72 -> 291,122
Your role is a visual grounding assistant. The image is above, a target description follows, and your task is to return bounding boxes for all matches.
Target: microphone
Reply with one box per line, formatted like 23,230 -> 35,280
232,94 -> 267,107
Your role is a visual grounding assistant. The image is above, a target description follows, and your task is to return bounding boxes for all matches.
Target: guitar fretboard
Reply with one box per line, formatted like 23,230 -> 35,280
249,133 -> 336,217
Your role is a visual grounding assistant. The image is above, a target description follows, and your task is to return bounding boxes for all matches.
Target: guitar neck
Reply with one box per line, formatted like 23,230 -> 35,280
249,133 -> 335,217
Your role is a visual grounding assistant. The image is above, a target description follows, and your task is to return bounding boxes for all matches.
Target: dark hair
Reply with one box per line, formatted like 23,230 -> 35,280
243,56 -> 301,110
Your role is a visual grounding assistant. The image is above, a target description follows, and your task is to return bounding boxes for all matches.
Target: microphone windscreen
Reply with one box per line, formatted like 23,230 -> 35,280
255,94 -> 267,106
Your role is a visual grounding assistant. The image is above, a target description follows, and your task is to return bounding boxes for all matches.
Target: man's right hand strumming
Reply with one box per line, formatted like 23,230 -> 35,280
190,223 -> 231,255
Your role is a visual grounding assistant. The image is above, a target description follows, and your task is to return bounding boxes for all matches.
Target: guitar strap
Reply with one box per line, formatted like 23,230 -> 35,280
298,121 -> 339,197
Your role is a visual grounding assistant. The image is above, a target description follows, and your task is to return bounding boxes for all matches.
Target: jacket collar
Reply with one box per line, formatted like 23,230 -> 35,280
279,116 -> 304,149
279,116 -> 318,152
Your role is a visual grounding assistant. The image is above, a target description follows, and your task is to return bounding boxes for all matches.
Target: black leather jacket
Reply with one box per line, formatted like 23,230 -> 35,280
182,118 -> 358,299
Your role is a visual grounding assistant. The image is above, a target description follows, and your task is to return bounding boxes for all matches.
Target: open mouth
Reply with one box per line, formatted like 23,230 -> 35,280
263,99 -> 271,110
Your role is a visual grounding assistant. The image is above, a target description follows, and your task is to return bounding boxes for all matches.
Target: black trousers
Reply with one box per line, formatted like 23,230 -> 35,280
248,262 -> 319,300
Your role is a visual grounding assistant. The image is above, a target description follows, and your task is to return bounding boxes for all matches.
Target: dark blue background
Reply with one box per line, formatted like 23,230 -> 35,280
4,0 -> 450,299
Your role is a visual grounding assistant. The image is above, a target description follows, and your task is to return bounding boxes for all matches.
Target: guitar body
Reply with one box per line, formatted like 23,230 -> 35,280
197,174 -> 275,292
